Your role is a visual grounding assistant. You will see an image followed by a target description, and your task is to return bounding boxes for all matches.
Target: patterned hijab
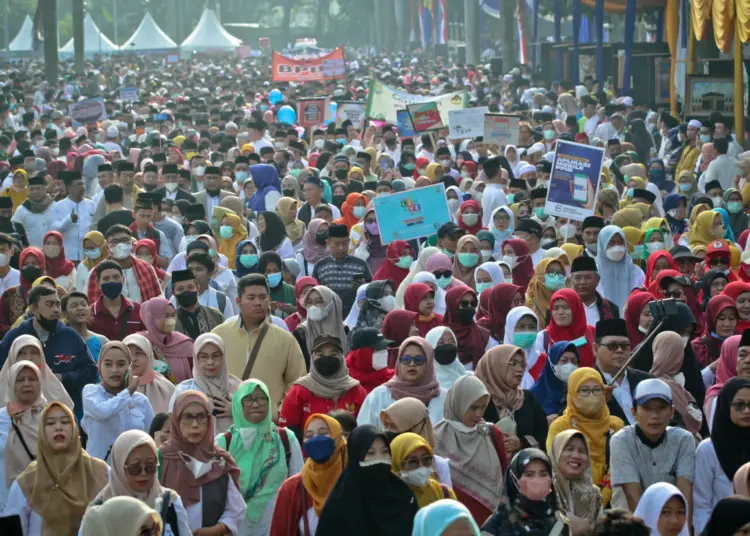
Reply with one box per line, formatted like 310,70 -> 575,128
549,429 -> 601,523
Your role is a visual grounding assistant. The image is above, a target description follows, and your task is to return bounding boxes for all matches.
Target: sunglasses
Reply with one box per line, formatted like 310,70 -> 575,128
124,462 -> 159,476
601,342 -> 632,352
459,300 -> 478,309
433,270 -> 452,279
399,355 -> 427,366
663,290 -> 684,299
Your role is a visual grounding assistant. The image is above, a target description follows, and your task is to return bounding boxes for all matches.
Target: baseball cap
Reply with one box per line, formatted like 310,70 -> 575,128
669,245 -> 700,262
634,378 -> 673,406
311,335 -> 344,354
351,328 -> 392,350
437,222 -> 466,240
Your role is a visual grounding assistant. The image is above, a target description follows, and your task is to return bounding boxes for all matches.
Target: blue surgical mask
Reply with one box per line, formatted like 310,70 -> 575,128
543,129 -> 555,140
627,188 -> 634,198
513,331 -> 537,348
458,253 -> 479,267
476,282 -> 492,294
507,193 -> 515,203
679,183 -> 691,192
353,206 -> 367,218
235,171 -> 248,182
219,225 -> 233,239
571,336 -> 588,347
728,201 -> 743,214
436,275 -> 451,289
239,254 -> 258,268
303,435 -> 336,463
534,207 -> 545,219
544,273 -> 565,291
267,272 -> 282,288
336,138 -> 347,145
259,104 -> 269,112
396,256 -> 412,269
442,249 -> 455,259
700,134 -> 712,144
85,248 -> 101,260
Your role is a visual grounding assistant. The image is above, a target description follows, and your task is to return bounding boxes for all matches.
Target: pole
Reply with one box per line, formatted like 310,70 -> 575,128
621,0 -> 636,94
112,0 -> 118,45
572,0 -> 581,85
464,0 -> 480,64
42,0 -> 58,85
554,0 -> 561,81
735,18 -> 744,147
595,0 -> 604,83
4,2 -> 8,51
532,0 -> 539,68
73,0 -> 84,74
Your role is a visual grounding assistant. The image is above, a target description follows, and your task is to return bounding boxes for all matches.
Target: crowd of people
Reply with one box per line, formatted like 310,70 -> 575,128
0,49 -> 748,536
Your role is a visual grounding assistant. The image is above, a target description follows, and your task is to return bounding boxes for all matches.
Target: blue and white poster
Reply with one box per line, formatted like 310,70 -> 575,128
396,109 -> 417,137
373,183 -> 450,244
544,140 -> 604,222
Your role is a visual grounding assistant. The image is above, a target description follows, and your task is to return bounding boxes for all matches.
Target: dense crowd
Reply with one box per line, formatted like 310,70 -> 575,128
0,51 -> 748,536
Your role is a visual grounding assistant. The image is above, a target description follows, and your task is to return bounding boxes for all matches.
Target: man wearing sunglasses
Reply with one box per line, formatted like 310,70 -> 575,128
705,240 -> 737,281
659,274 -> 691,303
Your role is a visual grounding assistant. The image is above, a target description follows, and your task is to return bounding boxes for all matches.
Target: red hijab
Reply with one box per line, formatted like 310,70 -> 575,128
414,157 -> 430,179
285,276 -> 318,332
456,200 -> 484,235
443,286 -> 490,367
703,295 -> 738,337
134,239 -> 166,281
346,347 -> 396,393
645,251 -> 676,286
382,309 -> 419,369
335,192 -> 366,230
739,230 -> 750,250
462,161 -> 477,179
502,238 -> 534,292
403,283 -> 443,337
42,231 -> 75,278
722,281 -> 750,333
545,288 -> 595,367
624,291 -> 657,347
476,287 -> 492,325
18,247 -> 45,291
648,269 -> 681,297
372,240 -> 412,289
477,283 -> 522,340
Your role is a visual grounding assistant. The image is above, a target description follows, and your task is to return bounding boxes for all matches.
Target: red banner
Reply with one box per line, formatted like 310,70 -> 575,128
272,47 -> 346,83
297,98 -> 328,129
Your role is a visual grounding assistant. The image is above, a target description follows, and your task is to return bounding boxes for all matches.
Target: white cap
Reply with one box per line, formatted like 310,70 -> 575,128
622,96 -> 633,107
688,119 -> 702,129
634,378 -> 673,406
518,163 -> 537,176
106,126 -> 118,139
526,143 -> 545,157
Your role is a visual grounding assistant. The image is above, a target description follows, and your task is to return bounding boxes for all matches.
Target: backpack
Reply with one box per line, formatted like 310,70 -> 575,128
224,426 -> 292,465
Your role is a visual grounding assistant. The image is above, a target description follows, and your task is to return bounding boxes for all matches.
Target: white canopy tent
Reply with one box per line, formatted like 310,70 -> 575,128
180,9 -> 241,53
8,15 -> 36,52
121,13 -> 177,53
60,13 -> 118,55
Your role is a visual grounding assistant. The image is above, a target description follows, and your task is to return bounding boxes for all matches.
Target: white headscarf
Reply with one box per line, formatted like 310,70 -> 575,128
505,145 -> 522,177
345,284 -> 369,329
396,246 -> 440,308
633,482 -> 689,536
595,225 -> 643,310
446,186 -> 462,222
502,306 -> 540,389
645,182 -> 665,217
425,327 -> 471,390
474,262 -> 503,288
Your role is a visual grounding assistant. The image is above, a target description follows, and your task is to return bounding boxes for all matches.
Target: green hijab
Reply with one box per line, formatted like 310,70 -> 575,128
220,379 -> 288,522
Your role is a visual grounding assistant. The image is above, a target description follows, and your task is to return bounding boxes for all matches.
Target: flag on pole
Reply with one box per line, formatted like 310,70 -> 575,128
419,0 -> 434,48
409,0 -> 417,43
434,0 -> 447,45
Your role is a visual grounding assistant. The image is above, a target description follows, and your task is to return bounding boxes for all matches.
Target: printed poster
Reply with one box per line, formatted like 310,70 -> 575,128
272,46 -> 346,83
335,101 -> 366,128
396,110 -> 417,137
297,98 -> 327,129
365,80 -> 468,123
406,102 -> 444,132
373,183 -> 451,244
68,97 -> 107,127
483,113 -> 521,145
544,140 -> 605,222
448,106 -> 488,138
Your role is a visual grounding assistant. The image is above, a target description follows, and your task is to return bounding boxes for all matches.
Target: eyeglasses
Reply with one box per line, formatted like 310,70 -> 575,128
433,270 -> 452,279
401,454 -> 434,471
242,396 -> 268,408
663,290 -> 684,299
507,358 -> 524,368
399,355 -> 427,366
180,412 -> 209,425
459,300 -> 478,309
731,402 -> 750,412
601,342 -> 632,352
123,462 -> 159,476
578,386 -> 604,397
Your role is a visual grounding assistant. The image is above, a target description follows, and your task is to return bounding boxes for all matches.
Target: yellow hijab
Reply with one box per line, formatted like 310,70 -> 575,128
621,227 -> 644,254
275,197 -> 305,243
641,217 -> 668,232
300,414 -> 347,515
2,169 -> 28,213
690,210 -> 720,248
630,202 -> 652,220
525,258 -> 563,321
611,207 -> 643,229
425,163 -> 442,183
390,433 -> 453,508
81,231 -> 108,271
216,212 -> 247,269
560,243 -> 583,262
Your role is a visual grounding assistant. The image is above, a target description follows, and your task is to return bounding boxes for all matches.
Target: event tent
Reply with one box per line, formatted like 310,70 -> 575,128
121,13 -> 177,53
7,15 -> 37,52
180,9 -> 241,53
60,13 -> 118,55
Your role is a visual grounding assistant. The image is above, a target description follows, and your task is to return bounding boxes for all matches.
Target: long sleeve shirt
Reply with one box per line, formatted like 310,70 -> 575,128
50,197 -> 96,261
11,204 -> 54,248
693,438 -> 733,534
356,384 -> 447,429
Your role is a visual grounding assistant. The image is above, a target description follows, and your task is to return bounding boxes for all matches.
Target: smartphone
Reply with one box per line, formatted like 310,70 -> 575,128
573,173 -> 588,203
123,370 -> 129,387
380,161 -> 389,172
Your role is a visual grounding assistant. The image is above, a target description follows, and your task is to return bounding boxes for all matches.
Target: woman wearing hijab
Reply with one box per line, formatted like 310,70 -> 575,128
690,209 -> 724,248
90,429 -> 191,536
3,401 -> 108,536
694,377 -> 750,532
644,250 -> 677,287
257,211 -> 294,259
625,291 -> 658,347
412,499 -> 481,536
336,192 -> 367,231
403,282 -> 443,337
81,342 -> 154,461
395,247 -> 440,307
443,286 -> 492,369
702,269 -> 732,309
275,197 -> 306,250
530,342 -> 579,419
723,188 -> 749,239
216,211 -> 248,270
524,258 -> 566,322
381,309 -> 420,368
502,307 -> 543,385
77,231 -> 108,291
316,424 -> 418,536
425,326 -> 470,391
476,345 -> 549,455
547,368 -> 624,507
41,230 -> 76,292
477,283 -> 524,341
450,235 -> 481,290
413,271 -> 447,316
353,279 -> 395,335
284,276 -> 317,332
481,448 -> 569,536
532,288 -> 596,368
296,219 -> 329,278
134,238 -> 169,289
700,496 -> 750,536
247,164 -> 282,214
372,240 -> 413,289
158,391 -> 245,534
633,482 -> 690,536
500,238 -> 534,292
389,432 -> 456,507
490,207 -> 515,255
474,261 -> 503,296
692,295 -> 738,369
1,168 -> 28,213
357,336 -> 447,428
270,413 -> 346,536
292,285 -> 348,366
456,200 -> 484,237
594,225 -> 646,310
255,251 -> 296,318
138,297 -> 193,384
122,334 -> 175,416
426,251 -> 463,293
171,333 -> 240,434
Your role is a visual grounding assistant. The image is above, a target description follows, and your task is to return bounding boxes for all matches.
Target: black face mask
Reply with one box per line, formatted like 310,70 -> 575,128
334,169 -> 348,180
457,307 -> 476,324
175,290 -> 198,308
21,266 -> 42,283
316,232 -> 328,246
434,344 -> 458,365
282,189 -> 296,198
313,355 -> 341,377
384,430 -> 399,443
206,188 -> 222,198
37,314 -> 57,333
142,183 -> 157,192
332,194 -> 346,208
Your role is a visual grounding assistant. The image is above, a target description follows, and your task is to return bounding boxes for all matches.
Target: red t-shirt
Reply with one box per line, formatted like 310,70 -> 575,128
279,383 -> 367,428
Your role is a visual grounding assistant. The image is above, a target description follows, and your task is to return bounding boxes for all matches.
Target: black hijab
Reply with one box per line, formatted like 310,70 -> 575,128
711,377 -> 750,479
259,210 -> 287,252
702,269 -> 731,309
353,279 -> 393,333
188,220 -> 212,237
702,496 -> 750,536
316,424 -> 417,536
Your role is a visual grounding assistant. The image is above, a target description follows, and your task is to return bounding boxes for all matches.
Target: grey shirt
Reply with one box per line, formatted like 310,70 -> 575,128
154,216 -> 184,256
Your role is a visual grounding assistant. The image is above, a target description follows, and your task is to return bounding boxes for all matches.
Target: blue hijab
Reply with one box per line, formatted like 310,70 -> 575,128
595,225 -> 641,310
412,499 -> 480,536
663,193 -> 687,235
530,342 -> 577,416
247,164 -> 281,213
233,238 -> 259,278
714,208 -> 736,242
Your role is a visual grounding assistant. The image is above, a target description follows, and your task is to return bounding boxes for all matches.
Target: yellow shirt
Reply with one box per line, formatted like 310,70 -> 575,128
676,144 -> 699,178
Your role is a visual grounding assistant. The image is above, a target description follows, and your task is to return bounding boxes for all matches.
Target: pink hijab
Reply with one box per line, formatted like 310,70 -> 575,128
704,334 -> 741,415
137,297 -> 194,384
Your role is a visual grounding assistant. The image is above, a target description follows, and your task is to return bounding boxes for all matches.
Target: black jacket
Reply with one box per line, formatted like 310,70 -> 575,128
154,186 -> 196,203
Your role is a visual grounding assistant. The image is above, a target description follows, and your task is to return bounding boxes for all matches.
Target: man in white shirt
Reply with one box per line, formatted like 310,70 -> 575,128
481,156 -> 509,227
50,171 -> 95,261
11,174 -> 54,247
0,233 -> 19,295
381,126 -> 401,163
515,219 -> 545,266
581,95 -> 600,136
247,120 -> 273,152
90,162 -> 115,207
102,125 -> 123,153
701,136 -> 741,190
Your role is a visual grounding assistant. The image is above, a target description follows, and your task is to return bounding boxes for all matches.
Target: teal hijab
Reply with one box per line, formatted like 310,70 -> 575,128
412,499 -> 480,536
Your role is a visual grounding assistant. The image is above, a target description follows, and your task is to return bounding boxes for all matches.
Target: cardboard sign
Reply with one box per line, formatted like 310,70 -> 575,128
483,113 -> 521,145
297,98 -> 327,129
119,87 -> 138,102
373,183 -> 451,244
448,106 -> 488,138
544,140 -> 605,222
272,46 -> 346,83
335,101 -> 366,128
396,109 -> 417,137
68,98 -> 107,127
407,102 -> 444,132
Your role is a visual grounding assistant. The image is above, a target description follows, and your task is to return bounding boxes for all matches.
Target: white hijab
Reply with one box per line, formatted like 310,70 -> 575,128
502,306 -> 540,389
633,482 -> 689,536
345,284 -> 368,329
425,327 -> 470,390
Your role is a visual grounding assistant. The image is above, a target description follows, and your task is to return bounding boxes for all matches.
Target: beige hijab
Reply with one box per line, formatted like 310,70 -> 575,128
123,334 -> 176,415
549,429 -> 602,523
298,285 -> 349,356
380,397 -> 436,448
451,235 -> 481,289
5,361 -> 46,487
17,401 -> 109,536
93,429 -> 175,508
474,345 -> 526,414
191,333 -> 240,433
0,334 -> 73,410
81,495 -> 163,536
433,375 -> 503,511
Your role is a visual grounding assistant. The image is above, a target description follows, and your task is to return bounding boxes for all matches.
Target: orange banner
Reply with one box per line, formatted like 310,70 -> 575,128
271,47 -> 346,83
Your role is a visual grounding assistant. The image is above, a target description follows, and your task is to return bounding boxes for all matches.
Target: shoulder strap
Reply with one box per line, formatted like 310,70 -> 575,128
242,322 -> 270,380
278,426 -> 292,466
223,430 -> 232,449
549,519 -> 565,536
11,420 -> 35,461
217,291 -> 226,315
440,483 -> 450,499
159,491 -> 171,536
118,307 -> 130,340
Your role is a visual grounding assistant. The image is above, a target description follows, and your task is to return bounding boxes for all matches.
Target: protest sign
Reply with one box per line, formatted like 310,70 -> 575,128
373,183 -> 450,244
483,113 -> 521,145
448,106 -> 488,138
366,80 -> 468,123
119,87 -> 138,102
297,98 -> 327,129
335,101 -> 366,128
272,47 -> 346,83
544,140 -> 605,222
396,110 -> 417,137
407,102 -> 444,132
68,98 -> 107,127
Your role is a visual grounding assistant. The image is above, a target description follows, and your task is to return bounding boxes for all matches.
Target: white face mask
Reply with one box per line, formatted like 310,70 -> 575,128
379,295 -> 396,312
166,182 -> 179,192
541,238 -> 556,248
0,253 -> 10,267
314,139 -> 325,149
647,242 -> 665,254
481,249 -> 493,260
239,427 -> 258,449
554,362 -> 577,382
359,458 -> 391,467
502,255 -> 517,270
400,467 -> 433,487
307,303 -> 330,322
447,198 -> 460,212
179,452 -> 219,480
195,166 -> 206,177
638,325 -> 649,335
112,242 -> 132,259
605,246 -> 626,262
711,196 -> 722,207
462,213 -> 479,227
460,171 -> 470,179
372,349 -> 389,370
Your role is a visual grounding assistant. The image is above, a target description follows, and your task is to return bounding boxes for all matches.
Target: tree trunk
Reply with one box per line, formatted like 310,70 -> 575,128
42,0 -> 58,84
501,0 -> 516,72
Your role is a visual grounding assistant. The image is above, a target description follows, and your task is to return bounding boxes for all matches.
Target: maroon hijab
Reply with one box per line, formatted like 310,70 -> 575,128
443,286 -> 491,367
477,283 -> 523,340
502,238 -> 534,292
404,282 -> 443,337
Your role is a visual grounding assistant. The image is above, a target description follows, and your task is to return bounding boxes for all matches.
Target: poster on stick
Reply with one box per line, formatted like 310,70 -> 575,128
543,140 -> 605,222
